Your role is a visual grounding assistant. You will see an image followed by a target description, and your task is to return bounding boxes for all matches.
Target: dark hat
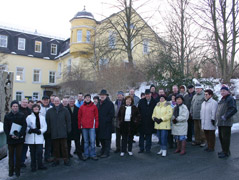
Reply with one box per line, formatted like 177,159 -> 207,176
93,96 -> 99,100
187,85 -> 194,89
84,94 -> 91,98
158,94 -> 167,100
145,89 -> 151,94
99,89 -> 109,96
175,95 -> 184,101
221,86 -> 229,91
32,104 -> 41,110
42,95 -> 49,100
150,84 -> 156,89
117,91 -> 124,96
11,100 -> 19,107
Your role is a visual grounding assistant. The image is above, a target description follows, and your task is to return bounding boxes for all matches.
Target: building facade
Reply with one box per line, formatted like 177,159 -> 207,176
0,7 -> 162,102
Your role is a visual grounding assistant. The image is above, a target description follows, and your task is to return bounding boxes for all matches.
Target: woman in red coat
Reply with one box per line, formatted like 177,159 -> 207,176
78,94 -> 99,160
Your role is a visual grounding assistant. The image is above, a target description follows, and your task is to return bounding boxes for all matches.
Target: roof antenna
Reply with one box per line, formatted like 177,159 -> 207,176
83,5 -> 86,11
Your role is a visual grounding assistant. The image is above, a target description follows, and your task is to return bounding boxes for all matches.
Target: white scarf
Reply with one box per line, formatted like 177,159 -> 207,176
124,106 -> 132,122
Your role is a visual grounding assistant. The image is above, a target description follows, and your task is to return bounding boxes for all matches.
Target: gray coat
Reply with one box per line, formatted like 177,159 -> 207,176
216,95 -> 237,127
46,104 -> 71,140
190,91 -> 205,120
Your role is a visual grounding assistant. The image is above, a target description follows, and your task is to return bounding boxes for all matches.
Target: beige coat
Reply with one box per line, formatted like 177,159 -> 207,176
200,98 -> 218,130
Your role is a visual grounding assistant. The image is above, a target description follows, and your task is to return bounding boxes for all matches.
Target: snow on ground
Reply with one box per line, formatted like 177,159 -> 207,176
0,122 -> 3,133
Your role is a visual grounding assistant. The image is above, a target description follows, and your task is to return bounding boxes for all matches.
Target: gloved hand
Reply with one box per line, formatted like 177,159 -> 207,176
28,129 -> 33,134
172,119 -> 178,124
158,118 -> 163,124
36,129 -> 41,135
221,115 -> 226,121
13,130 -> 20,138
154,118 -> 162,124
32,128 -> 41,134
211,120 -> 215,126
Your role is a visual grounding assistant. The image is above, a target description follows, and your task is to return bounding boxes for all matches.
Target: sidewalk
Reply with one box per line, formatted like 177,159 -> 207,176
1,129 -> 239,180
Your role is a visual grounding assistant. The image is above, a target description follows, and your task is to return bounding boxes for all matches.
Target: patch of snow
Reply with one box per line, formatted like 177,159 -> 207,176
43,57 -> 50,60
55,48 -> 70,59
135,82 -> 150,98
10,52 -> 16,55
0,122 -> 3,133
28,54 -> 33,57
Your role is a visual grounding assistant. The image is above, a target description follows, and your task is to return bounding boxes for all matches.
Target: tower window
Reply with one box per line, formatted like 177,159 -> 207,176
86,31 -> 91,43
77,30 -> 82,42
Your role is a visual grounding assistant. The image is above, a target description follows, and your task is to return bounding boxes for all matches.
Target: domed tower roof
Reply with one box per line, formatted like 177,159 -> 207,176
71,6 -> 95,21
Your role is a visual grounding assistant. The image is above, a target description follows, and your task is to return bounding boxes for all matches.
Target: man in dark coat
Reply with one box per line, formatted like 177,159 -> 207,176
98,89 -> 115,158
46,97 -> 71,166
19,98 -> 31,168
4,100 -> 27,177
184,85 -> 196,142
216,86 -> 237,158
66,96 -> 84,160
167,85 -> 180,101
138,89 -> 157,153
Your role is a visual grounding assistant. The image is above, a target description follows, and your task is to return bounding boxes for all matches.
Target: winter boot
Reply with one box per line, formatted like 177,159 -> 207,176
180,140 -> 186,155
174,141 -> 181,153
162,150 -> 167,157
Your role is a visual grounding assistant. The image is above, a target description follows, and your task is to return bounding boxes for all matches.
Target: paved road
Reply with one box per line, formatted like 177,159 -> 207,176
6,133 -> 239,180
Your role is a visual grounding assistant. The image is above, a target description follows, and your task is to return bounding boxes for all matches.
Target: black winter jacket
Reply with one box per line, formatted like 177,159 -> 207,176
4,111 -> 27,144
46,104 -> 71,139
98,98 -> 115,139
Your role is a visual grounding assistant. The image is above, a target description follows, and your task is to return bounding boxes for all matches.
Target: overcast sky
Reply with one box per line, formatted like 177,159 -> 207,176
0,0 -> 164,39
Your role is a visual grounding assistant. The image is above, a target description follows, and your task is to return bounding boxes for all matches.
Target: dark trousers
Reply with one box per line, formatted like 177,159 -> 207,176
8,143 -> 23,175
67,138 -> 82,157
95,128 -> 100,146
52,138 -> 68,162
21,144 -> 28,165
204,130 -> 216,150
139,133 -> 152,151
219,126 -> 231,155
29,144 -> 44,169
44,134 -> 52,160
167,130 -> 174,148
116,128 -> 121,150
121,132 -> 133,152
187,115 -> 194,141
100,139 -> 111,156
194,119 -> 206,143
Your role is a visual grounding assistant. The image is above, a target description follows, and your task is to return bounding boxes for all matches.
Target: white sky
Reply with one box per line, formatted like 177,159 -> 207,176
0,0 -> 165,39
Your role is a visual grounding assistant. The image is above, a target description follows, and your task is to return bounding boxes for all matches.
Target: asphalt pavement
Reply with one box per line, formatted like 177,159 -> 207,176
5,133 -> 239,180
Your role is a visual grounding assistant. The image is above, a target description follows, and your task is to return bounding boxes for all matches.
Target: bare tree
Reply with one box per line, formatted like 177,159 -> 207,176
194,0 -> 239,83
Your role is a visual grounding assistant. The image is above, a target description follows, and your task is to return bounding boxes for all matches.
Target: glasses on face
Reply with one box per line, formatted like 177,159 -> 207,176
205,94 -> 209,96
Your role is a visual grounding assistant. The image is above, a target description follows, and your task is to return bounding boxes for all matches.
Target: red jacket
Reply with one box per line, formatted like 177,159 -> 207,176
78,102 -> 99,129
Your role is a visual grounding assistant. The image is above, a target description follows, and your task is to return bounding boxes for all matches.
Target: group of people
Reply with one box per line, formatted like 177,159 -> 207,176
3,84 -> 237,177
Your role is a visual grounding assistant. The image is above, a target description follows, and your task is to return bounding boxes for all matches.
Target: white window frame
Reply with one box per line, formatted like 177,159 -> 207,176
0,35 -> 8,48
16,91 -> 24,102
67,59 -> 72,73
143,39 -> 149,54
49,71 -> 56,84
0,64 -> 8,71
51,44 -> 57,55
32,92 -> 40,101
86,31 -> 91,43
77,30 -> 82,42
16,67 -> 25,82
32,69 -> 41,83
109,32 -> 116,49
35,41 -> 42,53
18,38 -> 26,50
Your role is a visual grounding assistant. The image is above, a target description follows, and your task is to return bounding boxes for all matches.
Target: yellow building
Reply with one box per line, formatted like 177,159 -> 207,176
0,7 -> 162,102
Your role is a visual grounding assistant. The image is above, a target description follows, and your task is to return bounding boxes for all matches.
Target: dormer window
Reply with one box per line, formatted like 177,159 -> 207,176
35,41 -> 42,53
18,38 -> 26,50
0,35 -> 8,48
51,44 -> 57,55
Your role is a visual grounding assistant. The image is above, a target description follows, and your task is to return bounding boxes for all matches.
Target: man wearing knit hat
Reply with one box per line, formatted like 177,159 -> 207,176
190,84 -> 206,147
216,86 -> 237,158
